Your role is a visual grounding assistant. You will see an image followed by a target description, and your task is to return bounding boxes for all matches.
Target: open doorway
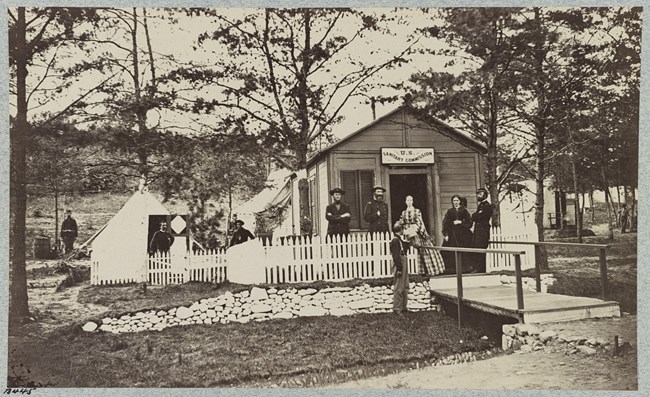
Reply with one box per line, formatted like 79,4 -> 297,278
389,174 -> 430,231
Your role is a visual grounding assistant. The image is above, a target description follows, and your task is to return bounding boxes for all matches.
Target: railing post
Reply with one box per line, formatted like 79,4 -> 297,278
600,248 -> 608,301
455,251 -> 463,328
514,253 -> 524,322
534,244 -> 542,293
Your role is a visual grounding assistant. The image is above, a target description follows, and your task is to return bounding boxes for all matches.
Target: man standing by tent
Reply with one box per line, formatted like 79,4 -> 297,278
326,187 -> 351,237
230,220 -> 255,247
149,221 -> 175,254
61,209 -> 78,254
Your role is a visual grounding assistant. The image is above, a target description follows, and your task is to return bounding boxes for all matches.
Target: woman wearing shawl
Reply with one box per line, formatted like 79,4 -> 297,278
441,194 -> 473,273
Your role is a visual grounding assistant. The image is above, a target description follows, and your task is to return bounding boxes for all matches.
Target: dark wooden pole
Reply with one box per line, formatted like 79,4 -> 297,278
534,244 -> 542,292
514,254 -> 525,321
600,248 -> 608,301
455,251 -> 463,328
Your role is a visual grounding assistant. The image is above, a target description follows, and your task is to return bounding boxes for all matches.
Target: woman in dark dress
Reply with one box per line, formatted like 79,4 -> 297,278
441,195 -> 473,273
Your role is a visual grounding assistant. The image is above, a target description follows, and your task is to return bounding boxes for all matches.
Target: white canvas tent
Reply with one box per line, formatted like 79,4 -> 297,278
233,168 -> 293,234
89,190 -> 184,284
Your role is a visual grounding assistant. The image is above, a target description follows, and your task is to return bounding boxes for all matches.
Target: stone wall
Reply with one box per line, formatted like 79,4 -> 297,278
82,282 -> 439,334
502,323 -> 614,355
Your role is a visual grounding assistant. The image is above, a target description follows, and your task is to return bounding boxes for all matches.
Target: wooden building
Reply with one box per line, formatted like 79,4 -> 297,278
290,106 -> 487,244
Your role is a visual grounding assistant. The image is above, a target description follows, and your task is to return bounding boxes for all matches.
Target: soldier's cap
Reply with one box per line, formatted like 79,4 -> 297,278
329,187 -> 345,195
372,185 -> 386,193
235,220 -> 245,225
477,188 -> 488,194
65,209 -> 73,213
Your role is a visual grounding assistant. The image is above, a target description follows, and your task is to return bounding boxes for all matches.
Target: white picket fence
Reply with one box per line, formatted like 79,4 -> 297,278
147,249 -> 228,285
486,226 -> 537,272
262,233 -> 420,284
90,249 -> 228,286
91,260 -> 146,285
91,226 -> 536,286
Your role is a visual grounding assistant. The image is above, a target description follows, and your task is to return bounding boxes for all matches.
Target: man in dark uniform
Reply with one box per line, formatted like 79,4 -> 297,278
471,188 -> 493,273
61,209 -> 78,254
325,187 -> 351,237
363,185 -> 390,233
229,219 -> 255,247
149,221 -> 175,254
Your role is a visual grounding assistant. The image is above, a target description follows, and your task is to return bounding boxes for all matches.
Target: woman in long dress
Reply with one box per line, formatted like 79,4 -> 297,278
441,194 -> 474,273
400,195 -> 445,276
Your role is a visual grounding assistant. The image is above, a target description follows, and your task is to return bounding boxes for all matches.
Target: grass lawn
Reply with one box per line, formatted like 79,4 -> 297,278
543,232 -> 637,314
8,311 -> 491,388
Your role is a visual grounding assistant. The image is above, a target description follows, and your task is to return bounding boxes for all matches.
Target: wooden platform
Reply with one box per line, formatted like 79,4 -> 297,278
431,284 -> 621,323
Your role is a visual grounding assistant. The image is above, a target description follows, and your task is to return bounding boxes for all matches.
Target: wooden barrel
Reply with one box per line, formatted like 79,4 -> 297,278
33,236 -> 51,259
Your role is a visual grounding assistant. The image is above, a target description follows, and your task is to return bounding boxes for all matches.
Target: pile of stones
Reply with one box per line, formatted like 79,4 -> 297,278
502,323 -> 615,355
82,281 -> 440,334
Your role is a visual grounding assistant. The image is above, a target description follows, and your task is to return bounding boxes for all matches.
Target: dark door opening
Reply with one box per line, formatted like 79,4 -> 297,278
148,215 -> 169,251
389,174 -> 430,232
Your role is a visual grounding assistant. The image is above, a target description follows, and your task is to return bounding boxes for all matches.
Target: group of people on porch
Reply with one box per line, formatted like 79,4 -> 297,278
325,185 -> 493,276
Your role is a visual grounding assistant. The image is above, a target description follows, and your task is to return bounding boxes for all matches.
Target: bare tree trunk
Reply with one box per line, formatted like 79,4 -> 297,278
535,153 -> 549,270
298,178 -> 310,235
10,7 -> 31,325
601,166 -> 615,241
486,78 -> 501,227
532,8 -> 548,270
568,129 -> 582,242
589,189 -> 595,222
615,185 -> 621,226
54,189 -> 59,252
226,184 -> 232,244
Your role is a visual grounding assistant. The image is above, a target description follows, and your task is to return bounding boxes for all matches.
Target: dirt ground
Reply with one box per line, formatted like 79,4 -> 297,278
331,345 -> 637,390
23,259 -> 109,334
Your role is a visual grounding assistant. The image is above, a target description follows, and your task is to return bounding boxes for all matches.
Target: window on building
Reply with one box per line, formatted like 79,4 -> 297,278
340,170 -> 375,230
308,176 -> 318,235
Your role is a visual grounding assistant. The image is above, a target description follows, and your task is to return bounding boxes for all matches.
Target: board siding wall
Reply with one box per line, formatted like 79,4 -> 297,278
437,153 -> 480,222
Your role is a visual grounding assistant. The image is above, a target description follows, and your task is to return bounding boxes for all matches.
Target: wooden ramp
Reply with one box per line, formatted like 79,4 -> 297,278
431,284 -> 621,323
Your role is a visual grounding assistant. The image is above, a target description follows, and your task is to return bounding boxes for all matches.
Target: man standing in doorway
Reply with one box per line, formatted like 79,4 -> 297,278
149,221 -> 175,254
61,209 -> 78,254
363,185 -> 390,233
326,187 -> 351,237
471,188 -> 493,273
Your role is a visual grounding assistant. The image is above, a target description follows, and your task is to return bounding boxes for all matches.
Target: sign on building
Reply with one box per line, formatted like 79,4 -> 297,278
381,148 -> 435,164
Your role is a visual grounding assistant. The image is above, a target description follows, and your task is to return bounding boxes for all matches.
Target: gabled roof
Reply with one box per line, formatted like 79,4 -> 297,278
306,104 -> 487,168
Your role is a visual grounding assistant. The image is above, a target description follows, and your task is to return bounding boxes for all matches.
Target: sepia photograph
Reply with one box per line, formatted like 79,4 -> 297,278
4,5 -> 643,391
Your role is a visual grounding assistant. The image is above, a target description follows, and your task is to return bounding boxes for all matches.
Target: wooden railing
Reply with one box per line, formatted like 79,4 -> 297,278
416,245 -> 527,326
492,241 -> 610,301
